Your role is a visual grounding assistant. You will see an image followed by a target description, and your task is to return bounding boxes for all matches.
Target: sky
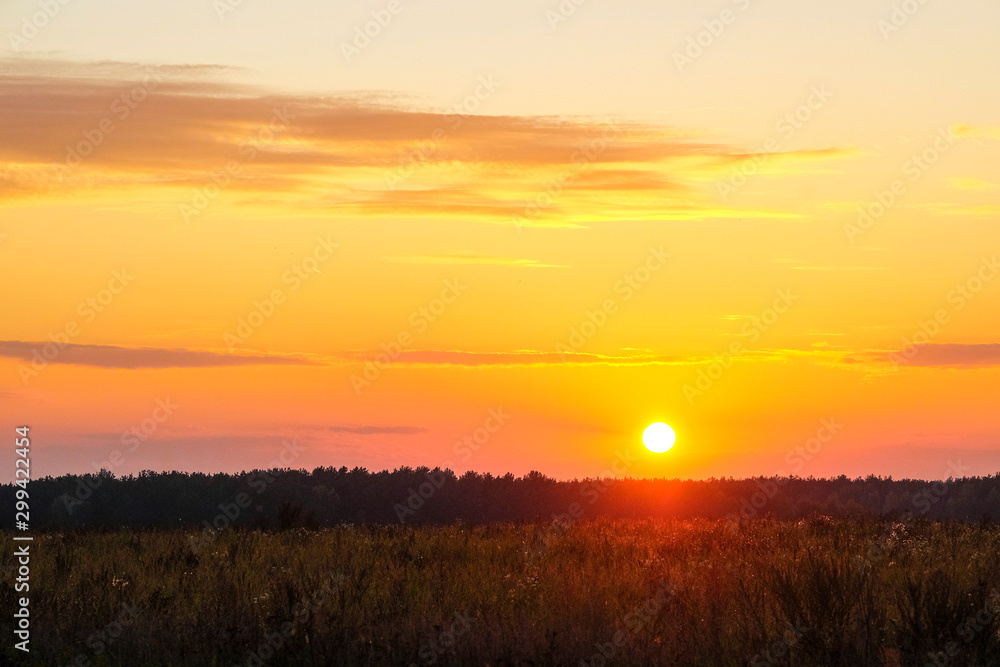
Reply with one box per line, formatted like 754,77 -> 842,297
1,0 -> 999,482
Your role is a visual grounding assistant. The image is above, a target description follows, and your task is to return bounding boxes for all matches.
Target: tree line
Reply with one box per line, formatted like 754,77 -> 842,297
5,465 -> 1000,530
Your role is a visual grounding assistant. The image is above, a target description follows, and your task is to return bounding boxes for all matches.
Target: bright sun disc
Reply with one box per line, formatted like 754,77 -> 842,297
643,422 -> 676,453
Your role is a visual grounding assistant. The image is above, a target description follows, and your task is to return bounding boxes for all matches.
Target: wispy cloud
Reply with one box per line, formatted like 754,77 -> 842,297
0,56 -> 852,225
947,177 -> 997,192
925,204 -> 1000,218
0,341 -> 317,369
896,343 -> 1000,368
75,424 -> 427,441
323,425 -> 428,435
332,348 -> 833,367
333,349 -> 681,367
772,259 -> 890,272
792,266 -> 890,271
382,254 -> 569,268
951,124 -> 1000,141
0,340 -> 857,372
844,343 -> 1000,368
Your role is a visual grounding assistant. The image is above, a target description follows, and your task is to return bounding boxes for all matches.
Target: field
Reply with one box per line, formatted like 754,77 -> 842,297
2,518 -> 1000,666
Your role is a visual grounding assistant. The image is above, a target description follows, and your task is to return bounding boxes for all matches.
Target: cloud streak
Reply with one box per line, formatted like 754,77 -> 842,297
0,56 -> 853,224
0,340 -> 842,372
951,124 -> 1000,141
895,343 -> 1000,368
382,254 -> 569,268
334,349 -> 682,367
843,343 -> 1000,369
0,341 -> 317,369
323,425 -> 428,435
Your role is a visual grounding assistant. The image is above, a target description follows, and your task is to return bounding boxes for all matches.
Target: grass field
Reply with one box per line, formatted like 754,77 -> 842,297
2,518 -> 999,666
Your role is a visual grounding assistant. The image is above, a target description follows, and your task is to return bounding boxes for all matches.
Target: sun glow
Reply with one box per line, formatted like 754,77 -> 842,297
642,422 -> 676,454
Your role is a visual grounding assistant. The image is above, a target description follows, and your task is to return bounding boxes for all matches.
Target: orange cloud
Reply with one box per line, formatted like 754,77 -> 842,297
893,343 -> 1000,368
382,255 -> 569,268
0,341 -> 317,369
0,56 -> 852,225
843,344 -> 1000,369
950,124 -> 1000,141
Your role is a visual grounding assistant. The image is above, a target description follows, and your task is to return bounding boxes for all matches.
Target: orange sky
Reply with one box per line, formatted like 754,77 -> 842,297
2,1 -> 999,481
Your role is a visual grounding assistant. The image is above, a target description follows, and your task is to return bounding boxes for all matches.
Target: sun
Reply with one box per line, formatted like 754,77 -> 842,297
642,422 -> 676,453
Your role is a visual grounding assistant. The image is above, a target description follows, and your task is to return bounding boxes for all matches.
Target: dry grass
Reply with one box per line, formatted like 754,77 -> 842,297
2,518 -> 999,665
